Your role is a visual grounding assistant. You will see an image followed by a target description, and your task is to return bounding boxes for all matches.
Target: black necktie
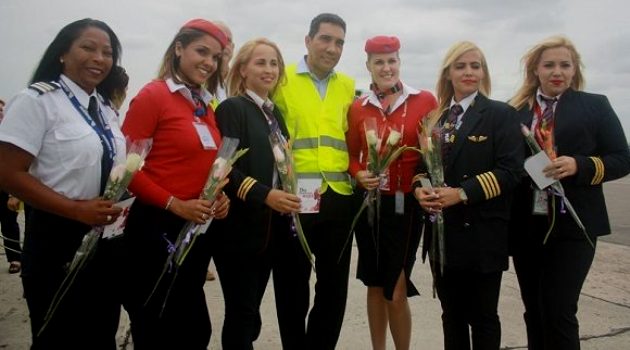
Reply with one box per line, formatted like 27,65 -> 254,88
262,101 -> 280,133
89,96 -> 113,195
441,104 -> 463,161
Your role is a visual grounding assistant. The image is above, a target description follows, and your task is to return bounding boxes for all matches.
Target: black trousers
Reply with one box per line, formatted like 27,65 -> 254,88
271,189 -> 357,350
0,191 -> 21,263
213,212 -> 291,350
121,201 -> 212,350
512,214 -> 596,350
21,209 -> 120,350
435,266 -> 503,350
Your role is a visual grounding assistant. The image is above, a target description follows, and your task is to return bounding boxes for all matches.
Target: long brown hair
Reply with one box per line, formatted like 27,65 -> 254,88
226,38 -> 286,97
157,28 -> 223,92
509,35 -> 585,111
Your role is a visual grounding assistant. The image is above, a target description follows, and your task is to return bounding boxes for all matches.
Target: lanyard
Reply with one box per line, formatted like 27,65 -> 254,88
58,79 -> 116,161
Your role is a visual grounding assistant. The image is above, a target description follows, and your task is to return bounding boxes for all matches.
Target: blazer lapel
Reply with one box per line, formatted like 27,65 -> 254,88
446,95 -> 485,168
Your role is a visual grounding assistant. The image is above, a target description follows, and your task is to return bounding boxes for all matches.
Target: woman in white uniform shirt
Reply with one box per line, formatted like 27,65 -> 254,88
0,19 -> 126,350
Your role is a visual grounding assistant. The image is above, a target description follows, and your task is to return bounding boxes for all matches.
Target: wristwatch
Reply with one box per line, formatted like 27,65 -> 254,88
458,188 -> 468,204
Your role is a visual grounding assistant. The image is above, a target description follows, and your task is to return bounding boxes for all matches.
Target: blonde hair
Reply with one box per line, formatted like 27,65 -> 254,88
226,38 -> 286,97
431,41 -> 491,123
510,35 -> 584,110
157,28 -> 223,92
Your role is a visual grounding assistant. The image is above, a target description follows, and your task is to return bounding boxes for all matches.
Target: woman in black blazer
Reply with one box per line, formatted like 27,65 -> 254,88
415,41 -> 523,349
212,38 -> 301,349
509,35 -> 630,350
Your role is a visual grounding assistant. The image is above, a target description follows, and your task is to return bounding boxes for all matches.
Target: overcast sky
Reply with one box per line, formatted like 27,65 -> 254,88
2,0 -> 629,136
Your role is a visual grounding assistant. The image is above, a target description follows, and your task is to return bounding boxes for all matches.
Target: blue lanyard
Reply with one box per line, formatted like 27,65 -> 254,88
58,79 -> 116,161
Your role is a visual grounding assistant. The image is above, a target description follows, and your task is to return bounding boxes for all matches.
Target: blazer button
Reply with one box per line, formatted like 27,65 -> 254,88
463,174 -> 469,179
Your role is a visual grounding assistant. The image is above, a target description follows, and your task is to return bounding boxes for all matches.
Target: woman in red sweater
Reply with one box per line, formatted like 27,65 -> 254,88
120,19 -> 229,349
346,36 -> 437,350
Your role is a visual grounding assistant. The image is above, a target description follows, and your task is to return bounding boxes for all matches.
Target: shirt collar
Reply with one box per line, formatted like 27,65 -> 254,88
297,55 -> 335,81
450,90 -> 478,114
245,89 -> 272,109
60,74 -> 99,108
536,88 -> 562,108
362,82 -> 420,112
166,77 -> 213,105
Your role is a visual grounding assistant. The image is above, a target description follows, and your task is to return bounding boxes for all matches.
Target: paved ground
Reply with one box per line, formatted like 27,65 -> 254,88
1,177 -> 630,349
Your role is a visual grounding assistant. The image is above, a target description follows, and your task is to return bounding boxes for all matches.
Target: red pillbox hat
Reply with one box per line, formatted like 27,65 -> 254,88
364,36 -> 401,54
182,19 -> 228,49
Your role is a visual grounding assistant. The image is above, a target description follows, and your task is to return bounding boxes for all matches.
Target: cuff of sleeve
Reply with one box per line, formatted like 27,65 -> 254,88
574,155 -> 598,185
462,171 -> 501,204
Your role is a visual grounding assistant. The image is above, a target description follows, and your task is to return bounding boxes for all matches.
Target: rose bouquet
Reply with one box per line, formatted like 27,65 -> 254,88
417,120 -> 447,280
40,137 -> 152,334
521,124 -> 593,247
146,137 -> 248,314
269,130 -> 314,267
343,117 -> 414,262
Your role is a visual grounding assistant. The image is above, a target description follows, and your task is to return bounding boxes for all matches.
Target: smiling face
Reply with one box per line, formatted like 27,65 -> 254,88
241,44 -> 280,99
535,46 -> 576,97
367,52 -> 400,90
305,22 -> 345,79
60,26 -> 113,94
175,33 -> 223,86
447,49 -> 485,101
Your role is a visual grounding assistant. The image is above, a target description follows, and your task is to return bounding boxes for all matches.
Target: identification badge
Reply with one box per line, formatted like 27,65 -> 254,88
102,197 -> 136,239
532,189 -> 548,215
193,122 -> 217,150
297,178 -> 323,213
379,169 -> 391,191
395,190 -> 404,215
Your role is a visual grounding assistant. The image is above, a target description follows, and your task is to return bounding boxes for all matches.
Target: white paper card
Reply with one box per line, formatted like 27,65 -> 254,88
102,196 -> 136,239
297,178 -> 322,213
524,151 -> 557,190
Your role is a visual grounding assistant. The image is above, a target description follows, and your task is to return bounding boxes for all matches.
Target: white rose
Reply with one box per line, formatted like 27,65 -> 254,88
387,129 -> 402,146
109,164 -> 126,183
365,130 -> 379,146
125,153 -> 143,172
212,158 -> 228,179
272,144 -> 286,162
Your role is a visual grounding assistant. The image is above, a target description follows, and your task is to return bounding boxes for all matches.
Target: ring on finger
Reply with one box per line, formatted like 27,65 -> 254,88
202,213 -> 208,220
106,215 -> 112,221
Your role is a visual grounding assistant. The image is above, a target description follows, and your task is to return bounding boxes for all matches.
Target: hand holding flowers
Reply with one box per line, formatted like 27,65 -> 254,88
40,137 -> 152,335
147,137 -> 247,313
521,124 -> 593,247
417,119 -> 446,278
269,130 -> 313,266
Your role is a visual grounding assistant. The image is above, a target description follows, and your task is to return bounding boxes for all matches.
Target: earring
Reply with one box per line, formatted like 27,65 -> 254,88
60,58 -> 64,64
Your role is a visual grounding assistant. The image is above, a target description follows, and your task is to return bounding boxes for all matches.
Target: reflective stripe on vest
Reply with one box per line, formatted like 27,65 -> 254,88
293,136 -> 347,152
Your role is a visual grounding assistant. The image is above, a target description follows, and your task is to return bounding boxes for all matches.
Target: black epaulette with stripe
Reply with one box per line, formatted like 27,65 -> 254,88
28,81 -> 61,95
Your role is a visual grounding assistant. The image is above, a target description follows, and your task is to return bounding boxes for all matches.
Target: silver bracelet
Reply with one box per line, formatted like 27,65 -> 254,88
164,195 -> 174,210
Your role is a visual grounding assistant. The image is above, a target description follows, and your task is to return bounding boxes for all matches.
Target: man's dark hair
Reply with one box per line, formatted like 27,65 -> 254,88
308,13 -> 346,38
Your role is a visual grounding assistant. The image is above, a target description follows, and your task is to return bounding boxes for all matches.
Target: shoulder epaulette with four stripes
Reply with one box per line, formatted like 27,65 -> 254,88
28,81 -> 60,95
